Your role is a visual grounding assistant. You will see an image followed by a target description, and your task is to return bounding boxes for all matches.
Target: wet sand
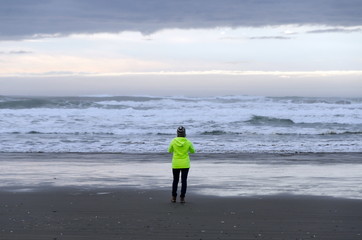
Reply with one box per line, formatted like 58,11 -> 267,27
1,188 -> 361,240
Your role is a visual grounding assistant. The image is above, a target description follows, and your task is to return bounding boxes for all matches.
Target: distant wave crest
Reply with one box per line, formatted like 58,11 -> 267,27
9,131 -> 115,135
201,130 -> 228,135
319,131 -> 362,136
246,115 -> 295,126
0,96 -> 162,109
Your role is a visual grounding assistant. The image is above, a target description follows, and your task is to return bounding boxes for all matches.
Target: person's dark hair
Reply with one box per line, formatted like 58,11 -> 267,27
177,126 -> 186,137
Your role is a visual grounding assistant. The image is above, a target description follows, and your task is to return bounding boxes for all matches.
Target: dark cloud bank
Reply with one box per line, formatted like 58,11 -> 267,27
1,0 -> 361,40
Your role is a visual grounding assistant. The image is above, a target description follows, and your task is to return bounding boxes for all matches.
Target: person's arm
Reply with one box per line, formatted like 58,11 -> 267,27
168,141 -> 174,153
189,142 -> 195,154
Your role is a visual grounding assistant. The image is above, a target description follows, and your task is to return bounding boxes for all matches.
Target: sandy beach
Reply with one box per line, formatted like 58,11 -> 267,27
1,187 -> 362,240
1,152 -> 362,239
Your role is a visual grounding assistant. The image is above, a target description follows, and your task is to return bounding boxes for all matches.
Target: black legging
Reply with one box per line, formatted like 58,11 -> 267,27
172,168 -> 189,198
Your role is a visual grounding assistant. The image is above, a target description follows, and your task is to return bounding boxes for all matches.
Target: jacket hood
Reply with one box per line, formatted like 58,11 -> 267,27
174,137 -> 187,147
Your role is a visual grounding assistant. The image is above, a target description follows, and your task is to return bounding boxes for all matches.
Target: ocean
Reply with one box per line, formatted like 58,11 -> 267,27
1,95 -> 362,199
0,95 -> 361,153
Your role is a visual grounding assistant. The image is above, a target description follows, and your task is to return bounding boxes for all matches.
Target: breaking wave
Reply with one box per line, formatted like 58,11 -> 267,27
319,131 -> 362,136
201,130 -> 228,135
0,95 -> 361,153
246,115 -> 295,126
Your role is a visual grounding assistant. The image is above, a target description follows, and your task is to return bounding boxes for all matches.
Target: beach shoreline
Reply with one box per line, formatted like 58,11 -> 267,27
1,152 -> 362,199
1,187 -> 362,240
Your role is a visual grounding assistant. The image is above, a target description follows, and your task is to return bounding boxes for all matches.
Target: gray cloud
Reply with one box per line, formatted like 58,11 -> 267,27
1,0 -> 362,40
0,50 -> 32,54
307,27 -> 362,34
249,36 -> 291,40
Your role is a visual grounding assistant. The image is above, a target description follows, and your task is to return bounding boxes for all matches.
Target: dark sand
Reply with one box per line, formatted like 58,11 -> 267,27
1,188 -> 361,240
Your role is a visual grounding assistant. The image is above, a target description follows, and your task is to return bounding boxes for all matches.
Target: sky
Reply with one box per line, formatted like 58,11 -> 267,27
0,0 -> 361,97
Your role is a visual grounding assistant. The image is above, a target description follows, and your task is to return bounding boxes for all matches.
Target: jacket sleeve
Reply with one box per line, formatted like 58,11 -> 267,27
189,142 -> 195,154
168,141 -> 174,153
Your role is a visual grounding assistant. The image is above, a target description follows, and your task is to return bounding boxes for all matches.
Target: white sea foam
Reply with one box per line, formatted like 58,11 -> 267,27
0,95 -> 361,153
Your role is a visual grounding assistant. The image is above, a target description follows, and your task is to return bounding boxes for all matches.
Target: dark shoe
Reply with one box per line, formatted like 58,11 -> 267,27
171,196 -> 176,203
180,197 -> 186,203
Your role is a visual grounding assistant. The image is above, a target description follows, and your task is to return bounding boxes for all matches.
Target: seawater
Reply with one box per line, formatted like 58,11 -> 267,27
1,153 -> 362,199
0,95 -> 361,153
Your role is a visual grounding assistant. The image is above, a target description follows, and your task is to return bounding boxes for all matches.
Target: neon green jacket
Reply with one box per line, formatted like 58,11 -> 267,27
168,137 -> 195,169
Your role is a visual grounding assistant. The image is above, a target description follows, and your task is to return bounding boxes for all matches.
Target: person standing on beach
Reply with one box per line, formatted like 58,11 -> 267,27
168,126 -> 195,203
